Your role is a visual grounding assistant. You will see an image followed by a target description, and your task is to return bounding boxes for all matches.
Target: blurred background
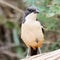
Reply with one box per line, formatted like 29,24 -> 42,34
0,0 -> 60,60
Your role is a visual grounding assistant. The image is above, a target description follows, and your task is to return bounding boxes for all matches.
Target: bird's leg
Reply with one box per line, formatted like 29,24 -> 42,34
26,47 -> 31,57
37,48 -> 41,54
26,47 -> 38,57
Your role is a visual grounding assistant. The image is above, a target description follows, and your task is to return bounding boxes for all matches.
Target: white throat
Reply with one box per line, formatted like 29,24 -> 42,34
25,13 -> 37,21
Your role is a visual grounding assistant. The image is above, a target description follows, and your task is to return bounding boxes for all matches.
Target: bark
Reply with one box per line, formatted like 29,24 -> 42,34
23,49 -> 60,60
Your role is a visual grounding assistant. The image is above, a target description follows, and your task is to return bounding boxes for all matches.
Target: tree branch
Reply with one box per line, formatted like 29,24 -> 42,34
22,49 -> 60,60
0,0 -> 24,13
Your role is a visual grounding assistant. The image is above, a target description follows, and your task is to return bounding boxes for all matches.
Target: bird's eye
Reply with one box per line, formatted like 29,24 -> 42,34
31,9 -> 35,12
28,9 -> 33,12
28,9 -> 35,12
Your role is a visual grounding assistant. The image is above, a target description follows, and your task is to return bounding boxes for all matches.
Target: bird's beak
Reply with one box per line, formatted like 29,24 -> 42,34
35,9 -> 40,13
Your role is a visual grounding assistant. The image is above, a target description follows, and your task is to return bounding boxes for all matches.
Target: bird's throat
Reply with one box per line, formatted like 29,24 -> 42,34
25,13 -> 37,21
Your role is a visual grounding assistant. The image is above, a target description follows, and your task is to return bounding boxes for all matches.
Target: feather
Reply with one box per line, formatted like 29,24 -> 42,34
21,19 -> 44,49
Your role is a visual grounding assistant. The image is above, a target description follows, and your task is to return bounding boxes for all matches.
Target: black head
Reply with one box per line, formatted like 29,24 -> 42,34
24,6 -> 39,17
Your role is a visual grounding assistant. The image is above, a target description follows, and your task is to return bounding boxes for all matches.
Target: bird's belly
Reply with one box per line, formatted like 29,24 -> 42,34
21,22 -> 44,48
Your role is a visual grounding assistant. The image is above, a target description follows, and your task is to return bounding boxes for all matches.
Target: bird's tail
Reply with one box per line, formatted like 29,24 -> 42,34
30,47 -> 38,56
27,47 -> 41,56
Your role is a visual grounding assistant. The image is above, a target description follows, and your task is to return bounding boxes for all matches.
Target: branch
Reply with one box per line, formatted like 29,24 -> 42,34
0,43 -> 25,51
22,49 -> 60,60
1,50 -> 20,59
0,0 -> 24,13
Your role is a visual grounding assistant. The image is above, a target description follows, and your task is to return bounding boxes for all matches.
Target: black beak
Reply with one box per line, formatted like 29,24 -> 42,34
34,9 -> 39,13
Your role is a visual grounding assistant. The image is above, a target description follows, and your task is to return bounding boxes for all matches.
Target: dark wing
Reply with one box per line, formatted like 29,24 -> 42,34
41,26 -> 45,34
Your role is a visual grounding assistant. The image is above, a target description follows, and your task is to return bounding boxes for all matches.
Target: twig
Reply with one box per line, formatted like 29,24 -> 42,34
0,43 -> 25,51
1,50 -> 21,59
0,0 -> 24,13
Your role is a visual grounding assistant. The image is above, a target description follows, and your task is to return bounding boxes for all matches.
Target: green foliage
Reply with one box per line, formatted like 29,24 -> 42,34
38,14 -> 60,32
5,21 -> 15,29
41,39 -> 60,52
50,40 -> 60,51
5,21 -> 20,34
52,0 -> 60,5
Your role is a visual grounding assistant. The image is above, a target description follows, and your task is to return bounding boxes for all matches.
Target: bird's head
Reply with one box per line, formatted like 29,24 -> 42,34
25,6 -> 39,20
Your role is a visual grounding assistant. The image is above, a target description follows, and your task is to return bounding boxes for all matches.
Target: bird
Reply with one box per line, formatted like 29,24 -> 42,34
21,6 -> 44,56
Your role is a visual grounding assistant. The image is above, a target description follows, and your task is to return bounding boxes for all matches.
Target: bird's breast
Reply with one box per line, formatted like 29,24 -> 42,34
21,20 -> 44,48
